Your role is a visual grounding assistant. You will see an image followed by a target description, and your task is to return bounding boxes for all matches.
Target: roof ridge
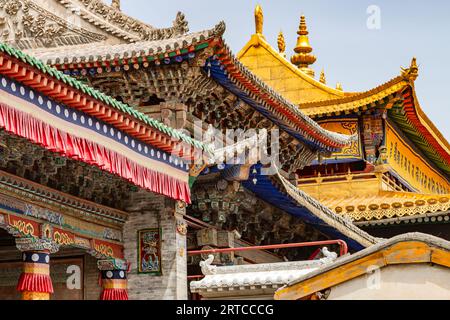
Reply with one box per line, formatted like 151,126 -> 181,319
278,232 -> 450,295
27,23 -> 224,64
56,0 -> 189,42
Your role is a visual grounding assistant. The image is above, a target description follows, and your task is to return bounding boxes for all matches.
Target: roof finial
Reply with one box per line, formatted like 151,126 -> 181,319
111,0 -> 121,11
255,4 -> 264,35
401,57 -> 419,82
291,15 -> 317,78
277,30 -> 286,58
320,69 -> 326,84
336,82 -> 343,91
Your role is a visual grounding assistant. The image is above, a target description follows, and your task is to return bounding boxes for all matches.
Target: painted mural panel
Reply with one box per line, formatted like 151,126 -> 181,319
318,119 -> 363,160
137,228 -> 162,275
386,123 -> 450,194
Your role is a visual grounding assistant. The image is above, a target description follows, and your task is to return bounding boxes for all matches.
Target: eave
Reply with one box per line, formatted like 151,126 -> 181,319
0,42 -> 208,160
242,164 -> 379,251
275,232 -> 450,300
323,190 -> 450,223
301,75 -> 408,118
390,87 -> 450,176
210,41 -> 354,152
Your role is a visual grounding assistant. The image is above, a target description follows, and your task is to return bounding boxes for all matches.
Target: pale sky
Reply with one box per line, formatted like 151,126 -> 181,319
122,0 -> 450,140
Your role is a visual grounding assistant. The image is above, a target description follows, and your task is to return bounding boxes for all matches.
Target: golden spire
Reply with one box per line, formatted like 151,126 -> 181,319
111,0 -> 121,10
401,57 -> 419,82
255,4 -> 264,35
277,30 -> 286,58
320,69 -> 326,84
336,82 -> 343,91
291,15 -> 317,77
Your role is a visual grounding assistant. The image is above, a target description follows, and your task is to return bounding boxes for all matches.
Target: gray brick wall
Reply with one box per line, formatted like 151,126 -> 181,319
84,254 -> 102,300
123,192 -> 187,300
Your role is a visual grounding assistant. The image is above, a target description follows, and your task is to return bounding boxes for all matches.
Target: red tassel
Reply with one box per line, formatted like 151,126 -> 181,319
17,273 -> 54,293
100,289 -> 129,301
0,103 -> 192,203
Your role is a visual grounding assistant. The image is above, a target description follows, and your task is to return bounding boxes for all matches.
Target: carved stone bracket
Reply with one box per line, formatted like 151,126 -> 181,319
16,237 -> 60,254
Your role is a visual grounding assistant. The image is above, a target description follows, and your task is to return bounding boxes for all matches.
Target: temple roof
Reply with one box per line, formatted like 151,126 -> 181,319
238,32 -> 347,104
242,165 -> 380,251
275,232 -> 450,300
300,75 -> 408,117
237,6 -> 450,178
190,259 -> 324,295
53,0 -> 189,42
26,25 -> 220,65
0,0 -> 189,50
300,60 -> 450,177
322,190 -> 450,225
27,22 -> 356,153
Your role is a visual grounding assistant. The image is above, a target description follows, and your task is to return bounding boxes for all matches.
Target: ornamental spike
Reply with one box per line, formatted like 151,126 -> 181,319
255,4 -> 264,35
277,30 -> 286,57
291,14 -> 316,77
111,0 -> 121,11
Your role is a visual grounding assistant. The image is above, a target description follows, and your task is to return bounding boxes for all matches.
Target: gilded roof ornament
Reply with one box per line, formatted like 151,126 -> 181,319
320,69 -> 326,84
111,0 -> 121,11
277,30 -> 286,57
291,15 -> 317,77
401,57 -> 419,82
336,82 -> 343,91
255,5 -> 264,35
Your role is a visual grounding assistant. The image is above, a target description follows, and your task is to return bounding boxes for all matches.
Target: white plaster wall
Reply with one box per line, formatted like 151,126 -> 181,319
328,264 -> 450,300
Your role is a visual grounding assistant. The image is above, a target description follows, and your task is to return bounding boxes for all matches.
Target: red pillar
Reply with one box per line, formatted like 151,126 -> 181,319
16,238 -> 59,300
98,259 -> 129,300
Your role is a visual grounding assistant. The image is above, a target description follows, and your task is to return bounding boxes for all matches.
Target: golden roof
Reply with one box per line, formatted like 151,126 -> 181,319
322,190 -> 450,222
